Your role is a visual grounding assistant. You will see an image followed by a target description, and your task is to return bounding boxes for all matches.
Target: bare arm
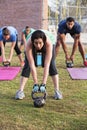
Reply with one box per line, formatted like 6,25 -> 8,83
70,34 -> 80,61
21,33 -> 27,50
59,33 -> 69,60
8,42 -> 16,62
26,39 -> 38,84
42,37 -> 52,84
0,41 -> 6,61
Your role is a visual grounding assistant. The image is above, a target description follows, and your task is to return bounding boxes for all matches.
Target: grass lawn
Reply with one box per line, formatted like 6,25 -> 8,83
0,44 -> 87,130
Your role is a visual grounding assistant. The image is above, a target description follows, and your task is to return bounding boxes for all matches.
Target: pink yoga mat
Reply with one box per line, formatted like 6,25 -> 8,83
67,68 -> 87,80
0,67 -> 21,80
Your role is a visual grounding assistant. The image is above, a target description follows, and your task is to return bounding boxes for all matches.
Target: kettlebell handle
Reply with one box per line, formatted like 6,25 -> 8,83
31,91 -> 47,100
3,61 -> 10,67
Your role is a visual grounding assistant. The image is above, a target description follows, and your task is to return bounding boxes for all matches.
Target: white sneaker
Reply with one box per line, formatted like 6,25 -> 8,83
54,91 -> 63,100
15,90 -> 25,99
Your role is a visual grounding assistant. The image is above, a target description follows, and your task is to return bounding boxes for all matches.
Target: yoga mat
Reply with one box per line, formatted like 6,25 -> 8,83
67,68 -> 87,80
0,67 -> 21,80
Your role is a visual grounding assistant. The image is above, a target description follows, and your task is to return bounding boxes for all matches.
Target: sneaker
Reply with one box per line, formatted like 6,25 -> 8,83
15,90 -> 25,99
32,84 -> 39,93
54,91 -> 63,100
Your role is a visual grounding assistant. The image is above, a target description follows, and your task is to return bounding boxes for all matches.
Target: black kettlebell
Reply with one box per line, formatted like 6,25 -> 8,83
3,61 -> 10,67
34,97 -> 45,108
31,91 -> 47,108
66,61 -> 73,68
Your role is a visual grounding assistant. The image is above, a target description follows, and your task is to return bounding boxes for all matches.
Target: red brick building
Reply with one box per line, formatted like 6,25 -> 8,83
0,0 -> 48,39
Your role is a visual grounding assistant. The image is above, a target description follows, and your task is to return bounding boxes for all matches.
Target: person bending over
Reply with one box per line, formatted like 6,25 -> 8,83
15,30 -> 63,100
0,26 -> 24,67
55,17 -> 87,67
20,26 -> 35,51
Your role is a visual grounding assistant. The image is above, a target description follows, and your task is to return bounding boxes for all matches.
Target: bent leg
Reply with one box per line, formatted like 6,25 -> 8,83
14,36 -> 24,66
15,55 -> 30,99
49,45 -> 63,99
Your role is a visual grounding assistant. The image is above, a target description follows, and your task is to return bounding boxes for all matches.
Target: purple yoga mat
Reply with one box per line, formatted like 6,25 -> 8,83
0,67 -> 21,80
67,68 -> 87,80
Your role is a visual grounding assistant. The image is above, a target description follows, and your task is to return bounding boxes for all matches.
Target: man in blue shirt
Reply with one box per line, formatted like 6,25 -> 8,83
0,26 -> 24,67
55,17 -> 87,67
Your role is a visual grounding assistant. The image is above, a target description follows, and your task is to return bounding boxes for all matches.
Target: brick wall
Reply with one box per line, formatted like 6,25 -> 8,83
0,0 -> 48,40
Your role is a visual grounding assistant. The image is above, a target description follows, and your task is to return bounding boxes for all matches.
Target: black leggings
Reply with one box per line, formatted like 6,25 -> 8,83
0,35 -> 21,56
21,45 -> 58,78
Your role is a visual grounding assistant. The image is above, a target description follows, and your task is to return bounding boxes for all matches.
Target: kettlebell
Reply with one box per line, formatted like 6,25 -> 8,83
66,61 -> 73,68
31,91 -> 47,108
3,61 -> 10,67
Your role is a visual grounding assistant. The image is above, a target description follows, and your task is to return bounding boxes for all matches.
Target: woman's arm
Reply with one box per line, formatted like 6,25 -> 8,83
0,41 -> 6,61
42,37 -> 52,84
26,39 -> 38,84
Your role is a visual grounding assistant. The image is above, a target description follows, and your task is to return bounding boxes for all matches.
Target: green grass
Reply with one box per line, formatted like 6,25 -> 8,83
0,44 -> 87,130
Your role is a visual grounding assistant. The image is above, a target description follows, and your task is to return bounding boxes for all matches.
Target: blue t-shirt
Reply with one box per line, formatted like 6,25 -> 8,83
58,20 -> 81,36
0,26 -> 18,42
